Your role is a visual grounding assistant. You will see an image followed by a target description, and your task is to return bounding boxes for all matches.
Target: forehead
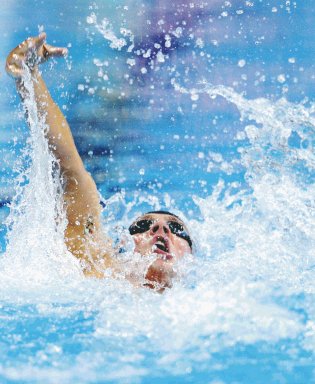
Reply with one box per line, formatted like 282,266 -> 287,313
137,213 -> 186,227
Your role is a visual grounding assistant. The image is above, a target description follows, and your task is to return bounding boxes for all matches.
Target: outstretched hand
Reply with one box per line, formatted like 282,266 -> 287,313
6,32 -> 68,78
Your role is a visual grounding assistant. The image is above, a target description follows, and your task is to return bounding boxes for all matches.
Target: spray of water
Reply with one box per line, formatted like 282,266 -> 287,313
173,83 -> 315,293
0,68 -> 81,291
1,49 -> 315,384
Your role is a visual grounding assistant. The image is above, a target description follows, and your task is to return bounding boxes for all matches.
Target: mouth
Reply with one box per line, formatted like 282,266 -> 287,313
155,241 -> 168,252
152,236 -> 172,259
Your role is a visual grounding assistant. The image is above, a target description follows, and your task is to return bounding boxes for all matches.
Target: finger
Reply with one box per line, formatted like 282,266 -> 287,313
17,33 -> 46,54
43,44 -> 68,58
16,38 -> 30,54
5,62 -> 23,78
17,34 -> 45,53
8,53 -> 23,66
34,32 -> 47,49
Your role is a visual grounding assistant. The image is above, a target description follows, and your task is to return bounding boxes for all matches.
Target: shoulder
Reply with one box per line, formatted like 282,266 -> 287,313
65,223 -> 115,278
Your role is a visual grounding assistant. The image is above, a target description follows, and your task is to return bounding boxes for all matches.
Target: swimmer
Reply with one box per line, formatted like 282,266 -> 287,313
5,33 -> 193,291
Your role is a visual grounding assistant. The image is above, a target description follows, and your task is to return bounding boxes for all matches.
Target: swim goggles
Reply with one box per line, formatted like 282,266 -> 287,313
129,218 -> 192,249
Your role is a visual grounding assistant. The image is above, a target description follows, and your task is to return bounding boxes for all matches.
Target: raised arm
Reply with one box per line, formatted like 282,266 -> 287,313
6,33 -> 113,276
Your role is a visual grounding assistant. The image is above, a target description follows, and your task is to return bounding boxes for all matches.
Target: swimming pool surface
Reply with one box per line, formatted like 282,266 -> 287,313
0,1 -> 314,383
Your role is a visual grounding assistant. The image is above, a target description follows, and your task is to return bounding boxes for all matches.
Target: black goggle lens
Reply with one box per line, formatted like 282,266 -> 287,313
129,219 -> 153,235
168,221 -> 192,249
129,219 -> 192,249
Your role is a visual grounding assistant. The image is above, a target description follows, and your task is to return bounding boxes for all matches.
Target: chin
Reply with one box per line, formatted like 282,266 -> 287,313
144,258 -> 174,290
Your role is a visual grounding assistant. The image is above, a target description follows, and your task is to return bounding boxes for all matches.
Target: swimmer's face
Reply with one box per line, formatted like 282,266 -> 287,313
129,213 -> 192,262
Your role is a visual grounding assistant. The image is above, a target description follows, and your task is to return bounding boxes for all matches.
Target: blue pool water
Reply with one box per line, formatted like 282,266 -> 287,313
0,1 -> 315,383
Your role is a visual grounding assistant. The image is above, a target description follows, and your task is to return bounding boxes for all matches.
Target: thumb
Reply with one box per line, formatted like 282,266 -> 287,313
42,44 -> 68,59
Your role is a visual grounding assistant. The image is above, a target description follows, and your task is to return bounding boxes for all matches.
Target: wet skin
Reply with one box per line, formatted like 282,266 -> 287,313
6,33 -> 192,291
131,213 -> 192,290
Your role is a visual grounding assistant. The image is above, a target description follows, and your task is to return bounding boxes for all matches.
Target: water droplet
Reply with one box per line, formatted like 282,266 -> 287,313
277,74 -> 286,83
238,59 -> 246,68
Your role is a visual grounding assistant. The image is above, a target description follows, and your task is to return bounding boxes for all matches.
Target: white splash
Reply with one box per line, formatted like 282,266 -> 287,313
0,67 -> 81,290
87,12 -> 134,52
1,73 -> 315,382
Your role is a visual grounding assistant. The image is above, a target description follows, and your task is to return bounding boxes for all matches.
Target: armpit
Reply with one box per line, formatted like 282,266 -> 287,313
84,215 -> 95,235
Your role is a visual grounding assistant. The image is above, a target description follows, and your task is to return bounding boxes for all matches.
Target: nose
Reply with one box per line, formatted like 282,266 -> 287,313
150,221 -> 170,236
